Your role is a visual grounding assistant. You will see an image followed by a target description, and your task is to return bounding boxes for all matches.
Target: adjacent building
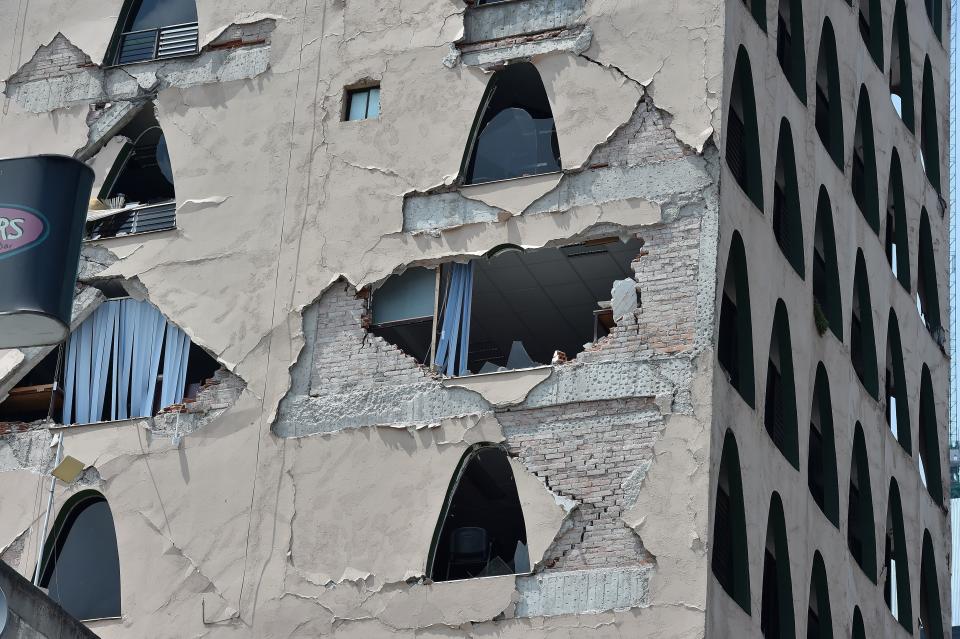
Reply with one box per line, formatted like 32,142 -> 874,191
0,0 -> 949,637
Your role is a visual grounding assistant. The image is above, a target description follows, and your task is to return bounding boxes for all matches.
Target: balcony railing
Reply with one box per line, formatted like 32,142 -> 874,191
115,22 -> 199,65
85,201 -> 176,240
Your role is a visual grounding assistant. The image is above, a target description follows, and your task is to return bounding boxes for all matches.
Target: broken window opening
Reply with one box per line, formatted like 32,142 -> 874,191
773,119 -> 805,278
764,301 -> 799,469
885,311 -> 911,453
726,47 -> 764,210
847,423 -> 877,583
808,363 -> 839,526
885,152 -> 911,290
807,552 -> 834,639
87,105 -> 176,240
427,445 -> 528,582
884,479 -> 913,631
919,530 -> 945,639
851,87 -> 880,233
920,58 -> 941,194
107,0 -> 199,66
858,0 -> 883,68
0,347 -> 64,424
712,430 -> 752,615
851,251 -> 879,399
918,365 -> 944,506
60,298 -> 221,425
925,0 -> 942,40
815,22 -> 844,170
37,490 -> 120,621
812,188 -> 842,340
760,493 -> 796,639
718,232 -> 755,407
776,0 -> 806,103
889,1 -> 915,129
462,63 -> 561,185
345,85 -> 381,121
370,266 -> 437,366
917,208 -> 943,341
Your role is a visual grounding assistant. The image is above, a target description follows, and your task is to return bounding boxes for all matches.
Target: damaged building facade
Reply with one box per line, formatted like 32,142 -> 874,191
0,0 -> 949,637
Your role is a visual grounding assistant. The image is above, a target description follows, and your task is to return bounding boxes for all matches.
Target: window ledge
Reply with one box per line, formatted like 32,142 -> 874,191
441,365 -> 553,407
50,416 -> 152,431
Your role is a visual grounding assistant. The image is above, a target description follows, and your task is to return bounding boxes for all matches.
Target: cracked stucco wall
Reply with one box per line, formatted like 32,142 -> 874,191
0,0 -> 724,637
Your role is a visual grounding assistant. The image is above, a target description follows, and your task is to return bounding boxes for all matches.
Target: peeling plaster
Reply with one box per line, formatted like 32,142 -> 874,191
441,367 -> 553,407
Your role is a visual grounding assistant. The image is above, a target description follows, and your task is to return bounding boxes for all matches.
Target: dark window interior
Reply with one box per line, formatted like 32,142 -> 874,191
727,48 -> 764,209
743,0 -> 767,30
463,238 -> 643,372
885,152 -> 911,290
807,553 -> 834,639
718,234 -> 755,407
776,0 -> 806,102
0,348 -> 62,422
925,0 -> 942,40
852,608 -> 867,639
889,1 -> 915,130
808,364 -> 839,526
920,59 -> 941,193
919,366 -> 943,506
464,62 -> 560,185
815,22 -> 844,169
773,120 -> 805,278
764,302 -> 798,468
123,0 -> 197,32
851,252 -> 879,399
39,492 -> 121,621
812,189 -> 842,340
429,446 -> 527,582
852,88 -> 880,233
885,311 -> 911,453
101,106 -> 175,206
919,531 -> 944,639
760,494 -> 795,639
371,267 -> 436,365
884,480 -> 913,631
847,425 -> 877,582
859,0 -> 883,68
712,430 -> 752,614
918,210 -> 943,340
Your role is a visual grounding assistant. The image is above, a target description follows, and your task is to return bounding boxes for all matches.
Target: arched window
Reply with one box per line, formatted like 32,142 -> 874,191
889,0 -> 915,129
848,423 -> 877,582
858,0 -> 883,69
107,0 -> 199,65
884,479 -> 913,631
809,363 -> 840,526
718,232 -> 755,407
851,251 -> 879,399
918,530 -> 945,639
773,119 -> 805,277
743,0 -> 767,31
852,607 -> 867,639
920,58 -> 941,193
918,365 -> 943,506
761,493 -> 796,639
924,0 -> 942,41
726,47 -> 763,210
88,103 -> 177,240
777,0 -> 806,102
816,21 -> 844,170
813,188 -> 842,340
427,445 -> 528,581
885,151 -> 911,290
712,430 -> 752,614
917,208 -> 943,340
765,301 -> 799,468
807,552 -> 834,639
37,490 -> 120,621
885,311 -> 911,452
852,87 -> 880,233
462,63 -> 560,185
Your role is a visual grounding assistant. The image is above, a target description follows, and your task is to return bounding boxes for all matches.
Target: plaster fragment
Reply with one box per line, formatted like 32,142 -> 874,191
441,367 -> 553,407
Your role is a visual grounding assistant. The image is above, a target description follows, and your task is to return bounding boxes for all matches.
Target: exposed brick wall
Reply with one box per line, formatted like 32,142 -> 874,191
207,19 -> 276,49
587,96 -> 692,168
580,217 -> 701,362
308,281 -> 429,397
499,397 -> 662,571
6,33 -> 91,85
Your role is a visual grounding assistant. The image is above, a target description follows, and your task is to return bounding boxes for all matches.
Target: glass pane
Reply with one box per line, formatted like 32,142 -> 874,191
130,0 -> 198,30
348,91 -> 369,121
367,88 -> 380,118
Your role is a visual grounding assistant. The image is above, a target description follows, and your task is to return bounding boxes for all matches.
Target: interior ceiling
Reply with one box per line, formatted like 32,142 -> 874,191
469,237 -> 643,370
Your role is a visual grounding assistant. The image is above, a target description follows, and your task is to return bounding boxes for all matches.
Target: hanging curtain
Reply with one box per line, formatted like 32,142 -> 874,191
435,262 -> 474,377
62,299 -> 191,424
160,322 -> 191,408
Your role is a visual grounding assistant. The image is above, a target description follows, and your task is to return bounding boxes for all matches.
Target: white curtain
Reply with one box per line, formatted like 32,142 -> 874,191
62,299 -> 191,425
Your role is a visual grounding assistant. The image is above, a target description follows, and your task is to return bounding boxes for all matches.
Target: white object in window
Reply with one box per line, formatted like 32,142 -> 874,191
891,243 -> 898,278
891,93 -> 903,118
889,395 -> 898,438
347,87 -> 380,121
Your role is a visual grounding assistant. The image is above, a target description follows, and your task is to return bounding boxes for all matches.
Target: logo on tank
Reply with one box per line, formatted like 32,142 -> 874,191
0,205 -> 48,259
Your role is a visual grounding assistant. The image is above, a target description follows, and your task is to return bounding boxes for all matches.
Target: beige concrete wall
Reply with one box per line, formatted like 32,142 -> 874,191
710,0 -> 951,637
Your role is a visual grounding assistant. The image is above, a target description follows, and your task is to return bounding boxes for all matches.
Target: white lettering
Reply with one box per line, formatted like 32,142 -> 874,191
6,218 -> 22,240
0,218 -> 8,241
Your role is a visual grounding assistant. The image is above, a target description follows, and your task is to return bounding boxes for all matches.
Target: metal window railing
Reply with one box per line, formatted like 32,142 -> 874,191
85,201 -> 177,240
115,22 -> 199,65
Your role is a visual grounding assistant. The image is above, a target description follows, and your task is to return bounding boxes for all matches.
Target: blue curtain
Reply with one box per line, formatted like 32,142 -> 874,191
62,299 -> 191,424
435,262 -> 474,377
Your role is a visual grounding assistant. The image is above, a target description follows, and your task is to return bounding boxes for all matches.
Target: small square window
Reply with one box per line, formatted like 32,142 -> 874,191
345,86 -> 380,121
